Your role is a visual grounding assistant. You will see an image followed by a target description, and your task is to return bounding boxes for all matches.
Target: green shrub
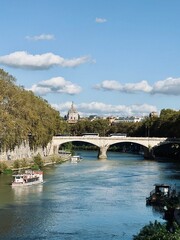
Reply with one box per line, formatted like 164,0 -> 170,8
3,169 -> 12,174
31,164 -> 40,170
20,159 -> 28,168
33,154 -> 44,169
52,156 -> 63,163
133,221 -> 180,240
13,160 -> 21,169
0,161 -> 8,173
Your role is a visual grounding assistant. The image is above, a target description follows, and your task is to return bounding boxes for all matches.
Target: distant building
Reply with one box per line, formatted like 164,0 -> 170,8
88,115 -> 100,121
111,116 -> 144,124
66,102 -> 80,123
149,112 -> 158,118
107,116 -> 116,124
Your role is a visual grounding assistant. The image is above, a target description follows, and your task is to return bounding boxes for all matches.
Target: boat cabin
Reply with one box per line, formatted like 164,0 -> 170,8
146,184 -> 176,205
71,155 -> 82,163
154,184 -> 170,197
12,174 -> 24,184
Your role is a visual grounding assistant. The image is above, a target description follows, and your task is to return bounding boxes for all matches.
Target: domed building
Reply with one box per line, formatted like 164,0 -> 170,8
66,102 -> 80,123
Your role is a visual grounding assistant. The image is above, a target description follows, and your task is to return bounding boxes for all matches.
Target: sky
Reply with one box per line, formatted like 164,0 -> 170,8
0,0 -> 180,118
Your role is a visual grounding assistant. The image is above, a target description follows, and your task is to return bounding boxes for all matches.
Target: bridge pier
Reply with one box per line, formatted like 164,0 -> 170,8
98,145 -> 109,159
143,147 -> 154,159
52,145 -> 59,155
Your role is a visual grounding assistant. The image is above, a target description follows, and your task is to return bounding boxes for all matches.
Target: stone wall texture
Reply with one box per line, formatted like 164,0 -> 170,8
0,141 -> 52,161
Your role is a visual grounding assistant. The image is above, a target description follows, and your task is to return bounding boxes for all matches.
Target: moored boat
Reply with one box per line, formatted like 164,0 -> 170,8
12,170 -> 43,186
71,155 -> 82,163
146,184 -> 179,206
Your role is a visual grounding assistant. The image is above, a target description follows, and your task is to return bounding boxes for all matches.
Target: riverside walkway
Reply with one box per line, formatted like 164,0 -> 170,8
49,136 -> 173,159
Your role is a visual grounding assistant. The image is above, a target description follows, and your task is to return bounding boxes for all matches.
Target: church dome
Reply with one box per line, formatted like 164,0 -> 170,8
67,102 -> 79,123
68,102 -> 78,114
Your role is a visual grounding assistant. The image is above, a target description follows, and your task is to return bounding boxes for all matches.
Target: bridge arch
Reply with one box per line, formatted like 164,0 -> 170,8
108,141 -> 146,151
50,138 -> 100,156
57,139 -> 100,148
106,140 -> 149,149
58,139 -> 100,153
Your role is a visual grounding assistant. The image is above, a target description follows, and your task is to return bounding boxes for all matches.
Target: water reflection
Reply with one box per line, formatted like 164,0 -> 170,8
12,184 -> 43,203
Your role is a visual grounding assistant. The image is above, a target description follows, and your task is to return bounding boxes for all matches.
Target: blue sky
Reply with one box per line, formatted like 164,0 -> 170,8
0,0 -> 180,117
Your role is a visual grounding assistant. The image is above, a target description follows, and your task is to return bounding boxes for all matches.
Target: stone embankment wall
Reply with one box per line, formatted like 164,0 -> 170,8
0,141 -> 52,161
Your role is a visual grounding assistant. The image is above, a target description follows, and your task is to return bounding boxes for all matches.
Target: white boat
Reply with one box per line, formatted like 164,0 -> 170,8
12,170 -> 43,186
71,155 -> 82,163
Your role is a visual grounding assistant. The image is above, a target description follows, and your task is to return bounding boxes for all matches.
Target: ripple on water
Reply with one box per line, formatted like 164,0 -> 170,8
0,152 -> 178,240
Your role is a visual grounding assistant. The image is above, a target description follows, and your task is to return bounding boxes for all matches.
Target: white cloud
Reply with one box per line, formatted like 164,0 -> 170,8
152,77 -> 180,95
95,17 -> 107,23
95,77 -> 180,96
0,51 -> 91,70
124,81 -> 152,93
25,34 -> 55,41
95,80 -> 152,93
29,77 -> 82,95
52,101 -> 157,117
95,80 -> 122,91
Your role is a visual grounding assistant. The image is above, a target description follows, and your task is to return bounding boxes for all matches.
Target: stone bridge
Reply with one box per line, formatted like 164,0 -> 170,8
49,136 -> 170,159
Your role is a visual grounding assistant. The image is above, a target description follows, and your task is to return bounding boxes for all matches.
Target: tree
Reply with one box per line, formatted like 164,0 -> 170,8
0,69 -> 63,151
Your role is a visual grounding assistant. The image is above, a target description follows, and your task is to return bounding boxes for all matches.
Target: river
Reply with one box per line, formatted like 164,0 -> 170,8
0,151 -> 179,240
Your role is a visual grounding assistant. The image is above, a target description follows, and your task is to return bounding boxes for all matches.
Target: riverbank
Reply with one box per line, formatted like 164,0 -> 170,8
0,154 -> 71,173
